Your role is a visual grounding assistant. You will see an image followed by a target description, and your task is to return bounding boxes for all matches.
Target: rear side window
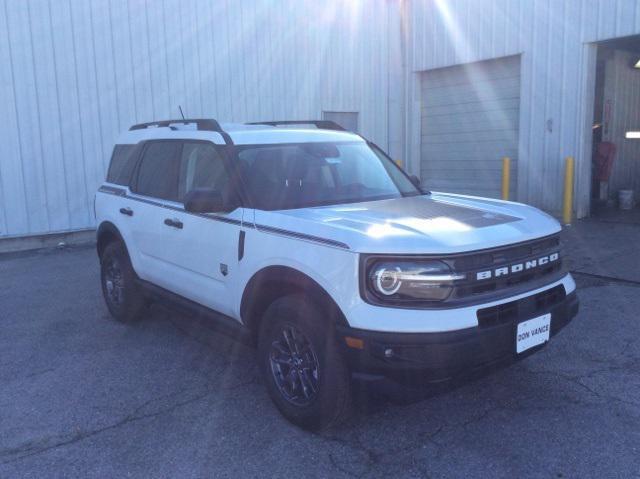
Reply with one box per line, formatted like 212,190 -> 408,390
107,145 -> 137,185
134,141 -> 181,201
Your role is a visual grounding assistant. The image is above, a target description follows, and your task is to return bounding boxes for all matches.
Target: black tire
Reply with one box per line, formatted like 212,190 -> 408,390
258,294 -> 352,430
100,241 -> 147,323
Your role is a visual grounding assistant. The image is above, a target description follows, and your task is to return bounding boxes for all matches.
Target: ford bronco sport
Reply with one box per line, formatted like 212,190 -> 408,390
95,118 -> 579,430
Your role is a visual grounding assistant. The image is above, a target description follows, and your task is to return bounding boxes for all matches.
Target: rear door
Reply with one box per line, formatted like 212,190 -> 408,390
98,143 -> 142,269
128,140 -> 183,286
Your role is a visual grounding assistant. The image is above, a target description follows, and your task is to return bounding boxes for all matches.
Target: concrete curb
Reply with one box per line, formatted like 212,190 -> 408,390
0,229 -> 96,254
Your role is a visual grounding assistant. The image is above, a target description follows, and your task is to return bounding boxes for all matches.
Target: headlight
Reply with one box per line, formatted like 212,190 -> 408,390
368,260 -> 465,302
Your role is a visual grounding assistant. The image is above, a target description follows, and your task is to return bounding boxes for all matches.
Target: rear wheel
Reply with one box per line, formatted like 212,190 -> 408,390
100,241 -> 147,323
258,295 -> 352,430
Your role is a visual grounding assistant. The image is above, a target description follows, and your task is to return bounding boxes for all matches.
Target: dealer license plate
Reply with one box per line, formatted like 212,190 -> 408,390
516,314 -> 551,353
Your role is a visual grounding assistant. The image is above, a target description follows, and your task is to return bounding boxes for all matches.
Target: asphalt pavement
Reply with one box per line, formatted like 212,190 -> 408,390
1,229 -> 639,478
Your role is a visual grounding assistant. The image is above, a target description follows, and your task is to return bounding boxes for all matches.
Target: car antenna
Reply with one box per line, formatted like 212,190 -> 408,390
178,105 -> 185,120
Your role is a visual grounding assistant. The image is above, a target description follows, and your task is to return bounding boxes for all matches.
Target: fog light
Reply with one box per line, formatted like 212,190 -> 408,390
345,336 -> 364,350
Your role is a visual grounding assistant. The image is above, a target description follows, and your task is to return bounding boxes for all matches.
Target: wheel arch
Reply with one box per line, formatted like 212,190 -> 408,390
96,221 -> 126,259
240,265 -> 349,338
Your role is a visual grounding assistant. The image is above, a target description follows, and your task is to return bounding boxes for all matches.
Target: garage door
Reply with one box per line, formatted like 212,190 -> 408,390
420,56 -> 520,199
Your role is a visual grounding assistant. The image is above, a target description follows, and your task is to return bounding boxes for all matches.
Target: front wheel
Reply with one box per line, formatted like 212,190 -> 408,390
258,295 -> 352,430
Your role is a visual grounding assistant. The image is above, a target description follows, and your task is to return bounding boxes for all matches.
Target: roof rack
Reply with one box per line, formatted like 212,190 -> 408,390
246,120 -> 346,131
129,118 -> 233,144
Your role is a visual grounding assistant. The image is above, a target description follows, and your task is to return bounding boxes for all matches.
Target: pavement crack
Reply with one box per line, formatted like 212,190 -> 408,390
321,433 -> 378,478
0,387 -> 217,465
460,406 -> 501,428
322,422 -> 444,478
327,452 -> 364,478
23,368 -> 56,380
524,366 -> 640,408
570,270 -> 640,288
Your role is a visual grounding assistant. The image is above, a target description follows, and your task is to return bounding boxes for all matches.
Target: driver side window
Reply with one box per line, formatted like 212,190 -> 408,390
178,142 -> 228,201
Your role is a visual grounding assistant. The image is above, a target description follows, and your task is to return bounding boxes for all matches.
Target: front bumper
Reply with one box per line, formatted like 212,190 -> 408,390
337,289 -> 579,384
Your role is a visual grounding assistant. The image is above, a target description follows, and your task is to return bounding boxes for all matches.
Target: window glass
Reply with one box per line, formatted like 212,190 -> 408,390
178,142 -> 228,201
135,142 -> 181,201
237,141 -> 419,210
107,145 -> 137,186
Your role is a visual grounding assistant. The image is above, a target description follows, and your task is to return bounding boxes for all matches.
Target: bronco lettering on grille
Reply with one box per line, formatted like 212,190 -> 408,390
476,252 -> 559,281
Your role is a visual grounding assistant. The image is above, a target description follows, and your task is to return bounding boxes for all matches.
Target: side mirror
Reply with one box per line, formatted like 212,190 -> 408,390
184,188 -> 226,213
409,175 -> 422,189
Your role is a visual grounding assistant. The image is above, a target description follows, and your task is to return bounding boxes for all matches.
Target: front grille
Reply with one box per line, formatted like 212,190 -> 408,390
448,234 -> 562,300
476,284 -> 566,327
451,235 -> 560,271
453,261 -> 561,298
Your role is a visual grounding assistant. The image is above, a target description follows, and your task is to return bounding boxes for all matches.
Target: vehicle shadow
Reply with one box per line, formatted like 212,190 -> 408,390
145,301 -> 509,420
349,362 -> 506,415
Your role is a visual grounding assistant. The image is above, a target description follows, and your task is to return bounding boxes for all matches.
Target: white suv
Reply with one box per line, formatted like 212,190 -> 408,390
95,118 -> 579,429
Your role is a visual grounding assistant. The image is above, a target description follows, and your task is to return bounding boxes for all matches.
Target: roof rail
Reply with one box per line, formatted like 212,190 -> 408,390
129,118 -> 233,144
246,120 -> 346,131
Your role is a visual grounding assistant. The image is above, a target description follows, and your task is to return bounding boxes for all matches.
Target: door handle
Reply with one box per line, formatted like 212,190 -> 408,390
164,218 -> 183,229
119,207 -> 133,216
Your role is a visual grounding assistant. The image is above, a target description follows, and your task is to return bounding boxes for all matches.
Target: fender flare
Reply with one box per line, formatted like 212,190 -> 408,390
96,221 -> 126,259
240,265 -> 348,335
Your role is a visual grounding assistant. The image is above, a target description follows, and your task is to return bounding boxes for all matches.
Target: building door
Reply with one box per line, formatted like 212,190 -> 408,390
420,56 -> 521,199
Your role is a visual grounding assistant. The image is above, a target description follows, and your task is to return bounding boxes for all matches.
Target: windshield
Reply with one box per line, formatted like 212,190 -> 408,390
236,141 -> 420,210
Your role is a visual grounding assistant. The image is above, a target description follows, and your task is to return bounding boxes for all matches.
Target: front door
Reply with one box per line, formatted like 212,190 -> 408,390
153,141 -> 245,318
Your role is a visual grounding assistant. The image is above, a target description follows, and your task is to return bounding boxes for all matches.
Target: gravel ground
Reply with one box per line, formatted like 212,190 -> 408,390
1,238 -> 639,478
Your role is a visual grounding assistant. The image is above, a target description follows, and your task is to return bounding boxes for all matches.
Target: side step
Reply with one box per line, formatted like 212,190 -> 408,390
136,279 -> 254,346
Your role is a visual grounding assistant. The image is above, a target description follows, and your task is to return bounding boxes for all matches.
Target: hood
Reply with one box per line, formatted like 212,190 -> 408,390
254,193 -> 561,254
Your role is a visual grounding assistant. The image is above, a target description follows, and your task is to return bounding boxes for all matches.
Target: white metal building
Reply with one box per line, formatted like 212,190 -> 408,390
405,0 -> 640,220
3,0 -> 640,241
0,0 -> 403,240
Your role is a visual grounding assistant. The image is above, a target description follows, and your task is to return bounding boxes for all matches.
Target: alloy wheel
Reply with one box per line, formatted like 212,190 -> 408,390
104,257 -> 125,307
269,325 -> 320,406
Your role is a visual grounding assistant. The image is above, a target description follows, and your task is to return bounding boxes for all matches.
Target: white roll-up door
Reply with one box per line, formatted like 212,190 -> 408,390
420,56 -> 520,198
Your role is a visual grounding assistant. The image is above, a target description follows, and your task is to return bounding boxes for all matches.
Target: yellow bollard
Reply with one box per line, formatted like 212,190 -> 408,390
501,157 -> 510,200
563,156 -> 575,225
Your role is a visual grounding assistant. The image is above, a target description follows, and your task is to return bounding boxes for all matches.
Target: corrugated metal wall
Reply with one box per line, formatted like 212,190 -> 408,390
0,0 -> 400,238
6,0 -> 640,238
407,0 -> 640,216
